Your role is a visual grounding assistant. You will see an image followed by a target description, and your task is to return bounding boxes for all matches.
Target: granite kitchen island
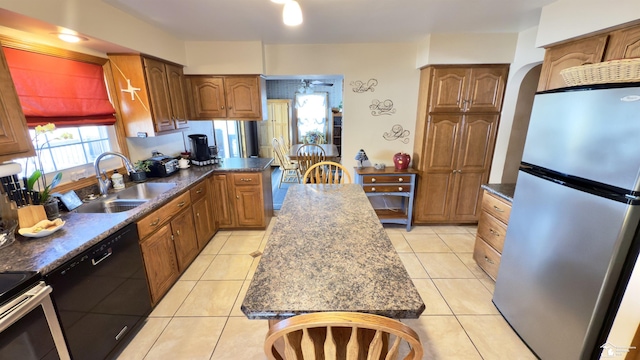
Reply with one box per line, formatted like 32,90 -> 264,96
241,184 -> 425,320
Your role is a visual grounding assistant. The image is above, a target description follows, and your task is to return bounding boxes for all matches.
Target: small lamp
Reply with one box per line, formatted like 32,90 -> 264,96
355,149 -> 368,168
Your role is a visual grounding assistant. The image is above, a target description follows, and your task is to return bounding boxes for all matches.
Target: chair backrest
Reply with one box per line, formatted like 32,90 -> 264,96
272,138 -> 294,166
297,144 -> 326,175
264,312 -> 423,360
302,161 -> 351,184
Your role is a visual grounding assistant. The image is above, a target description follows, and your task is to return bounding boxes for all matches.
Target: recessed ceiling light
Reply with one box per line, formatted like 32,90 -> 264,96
283,1 -> 303,26
53,32 -> 88,43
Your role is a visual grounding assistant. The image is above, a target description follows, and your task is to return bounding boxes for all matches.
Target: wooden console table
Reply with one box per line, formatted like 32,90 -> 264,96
355,167 -> 418,231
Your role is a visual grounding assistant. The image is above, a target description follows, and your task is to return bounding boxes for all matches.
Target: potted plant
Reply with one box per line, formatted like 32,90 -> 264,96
304,130 -> 325,144
131,160 -> 152,183
27,170 -> 63,220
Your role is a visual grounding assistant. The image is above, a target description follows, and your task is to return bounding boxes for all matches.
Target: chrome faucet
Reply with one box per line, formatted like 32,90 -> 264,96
94,151 -> 136,196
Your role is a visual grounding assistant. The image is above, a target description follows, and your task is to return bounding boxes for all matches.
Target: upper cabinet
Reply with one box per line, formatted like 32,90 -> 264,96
108,54 -> 189,137
0,46 -> 34,162
186,75 -> 267,121
429,66 -> 508,113
605,23 -> 640,60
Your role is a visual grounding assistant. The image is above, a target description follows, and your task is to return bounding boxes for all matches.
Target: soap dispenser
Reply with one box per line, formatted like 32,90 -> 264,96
111,170 -> 125,189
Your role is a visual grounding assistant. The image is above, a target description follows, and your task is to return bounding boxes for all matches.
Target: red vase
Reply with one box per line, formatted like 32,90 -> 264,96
393,152 -> 410,170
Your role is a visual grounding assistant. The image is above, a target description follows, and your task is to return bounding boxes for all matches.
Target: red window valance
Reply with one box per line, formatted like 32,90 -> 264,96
3,47 -> 116,127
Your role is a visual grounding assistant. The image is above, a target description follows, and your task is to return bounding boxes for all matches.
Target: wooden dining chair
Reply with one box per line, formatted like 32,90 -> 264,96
264,312 -> 424,360
297,144 -> 326,177
302,161 -> 351,184
272,138 -> 301,188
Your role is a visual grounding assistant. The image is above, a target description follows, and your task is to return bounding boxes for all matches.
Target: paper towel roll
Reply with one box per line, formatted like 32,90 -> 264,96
0,162 -> 22,177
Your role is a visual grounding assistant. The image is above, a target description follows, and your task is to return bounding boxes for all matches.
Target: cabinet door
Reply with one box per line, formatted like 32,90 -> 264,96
450,114 -> 499,222
537,35 -> 608,91
258,103 -> 276,163
192,197 -> 216,249
225,76 -> 263,119
429,68 -> 468,113
234,184 -> 264,227
211,174 -> 234,227
188,76 -> 227,119
414,114 -> 462,222
171,209 -> 199,272
465,67 -> 508,113
165,63 -> 189,129
0,48 -> 34,161
605,23 -> 640,60
139,224 -> 179,304
143,57 -> 176,132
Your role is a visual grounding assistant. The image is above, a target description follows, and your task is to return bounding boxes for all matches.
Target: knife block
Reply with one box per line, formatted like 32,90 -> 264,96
17,205 -> 47,229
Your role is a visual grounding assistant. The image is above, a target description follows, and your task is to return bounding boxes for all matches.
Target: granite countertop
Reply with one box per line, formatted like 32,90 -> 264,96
0,157 -> 272,275
481,183 -> 516,202
241,184 -> 425,320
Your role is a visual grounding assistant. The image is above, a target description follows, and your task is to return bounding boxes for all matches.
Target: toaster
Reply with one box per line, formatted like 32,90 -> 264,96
146,155 -> 179,177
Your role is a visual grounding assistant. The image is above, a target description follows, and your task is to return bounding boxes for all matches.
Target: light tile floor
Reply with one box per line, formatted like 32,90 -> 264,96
114,221 -> 536,360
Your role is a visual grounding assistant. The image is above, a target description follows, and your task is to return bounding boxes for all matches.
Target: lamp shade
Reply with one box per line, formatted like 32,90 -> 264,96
283,1 -> 303,26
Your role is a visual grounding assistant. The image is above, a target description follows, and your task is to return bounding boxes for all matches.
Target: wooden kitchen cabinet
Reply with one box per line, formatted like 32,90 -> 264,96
0,45 -> 34,162
170,208 -> 199,272
190,179 -> 217,249
210,171 -> 273,229
108,54 -> 189,137
605,23 -> 640,60
139,224 -> 180,305
413,65 -> 506,224
536,35 -> 608,92
429,66 -> 508,113
186,75 -> 267,120
258,99 -> 292,166
473,190 -> 512,280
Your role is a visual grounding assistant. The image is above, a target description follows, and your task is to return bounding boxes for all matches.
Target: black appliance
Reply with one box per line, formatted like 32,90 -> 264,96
45,223 -> 151,360
146,155 -> 179,177
188,134 -> 210,161
0,271 -> 70,359
493,84 -> 640,359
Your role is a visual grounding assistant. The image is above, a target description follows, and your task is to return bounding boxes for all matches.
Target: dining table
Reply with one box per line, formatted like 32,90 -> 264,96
241,184 -> 425,323
288,143 -> 340,160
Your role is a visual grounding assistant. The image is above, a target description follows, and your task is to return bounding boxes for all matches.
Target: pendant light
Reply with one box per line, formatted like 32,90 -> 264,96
282,0 -> 303,26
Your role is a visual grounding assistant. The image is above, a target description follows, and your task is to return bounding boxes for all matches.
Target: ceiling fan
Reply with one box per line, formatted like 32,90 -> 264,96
297,79 -> 333,94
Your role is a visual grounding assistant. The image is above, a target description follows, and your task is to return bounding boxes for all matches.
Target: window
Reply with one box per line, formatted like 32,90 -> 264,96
16,125 -> 114,179
295,93 -> 330,143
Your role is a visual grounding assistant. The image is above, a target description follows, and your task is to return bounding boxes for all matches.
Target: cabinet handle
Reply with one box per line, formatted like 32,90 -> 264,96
493,205 -> 504,212
398,177 -> 403,182
489,228 -> 500,236
177,201 -> 186,207
241,178 -> 252,182
398,187 -> 403,191
236,195 -> 240,199
221,105 -> 225,109
150,217 -> 160,227
196,188 -> 203,194
196,212 -> 200,217
371,178 -> 376,183
484,256 -> 495,265
371,187 -> 376,192
176,230 -> 181,236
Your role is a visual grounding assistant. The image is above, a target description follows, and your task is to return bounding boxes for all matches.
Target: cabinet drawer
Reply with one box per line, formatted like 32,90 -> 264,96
362,175 -> 410,184
232,173 -> 260,185
477,211 -> 507,252
482,192 -> 511,223
190,180 -> 209,198
138,191 -> 191,239
363,185 -> 411,193
473,237 -> 501,280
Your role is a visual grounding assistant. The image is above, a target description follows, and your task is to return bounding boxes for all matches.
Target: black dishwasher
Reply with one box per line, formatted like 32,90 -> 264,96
45,223 -> 151,360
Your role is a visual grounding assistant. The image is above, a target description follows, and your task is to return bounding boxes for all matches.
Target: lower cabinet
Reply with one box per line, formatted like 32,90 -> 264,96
473,190 -> 512,280
139,224 -> 180,305
191,180 -> 217,248
210,171 -> 273,229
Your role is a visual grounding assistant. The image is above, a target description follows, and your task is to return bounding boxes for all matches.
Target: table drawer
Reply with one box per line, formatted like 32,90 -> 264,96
138,191 -> 191,239
232,173 -> 261,186
482,191 -> 511,223
190,180 -> 209,198
362,175 -> 410,184
363,185 -> 411,193
473,237 -> 501,280
477,211 -> 507,252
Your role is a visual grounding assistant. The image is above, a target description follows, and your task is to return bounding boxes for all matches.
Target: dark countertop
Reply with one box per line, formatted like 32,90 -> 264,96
0,157 -> 272,275
481,183 -> 516,202
241,184 -> 425,320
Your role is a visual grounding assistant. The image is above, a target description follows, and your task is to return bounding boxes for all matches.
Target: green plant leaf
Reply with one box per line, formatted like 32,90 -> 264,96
49,172 -> 63,190
27,170 -> 41,191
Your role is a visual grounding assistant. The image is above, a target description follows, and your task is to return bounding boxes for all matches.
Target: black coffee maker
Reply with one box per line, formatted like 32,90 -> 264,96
188,134 -> 211,162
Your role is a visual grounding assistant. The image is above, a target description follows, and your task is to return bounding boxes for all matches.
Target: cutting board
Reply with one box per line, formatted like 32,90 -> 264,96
17,205 -> 47,228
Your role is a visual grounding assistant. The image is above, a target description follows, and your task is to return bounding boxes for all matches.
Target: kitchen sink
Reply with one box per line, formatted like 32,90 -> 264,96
75,182 -> 176,213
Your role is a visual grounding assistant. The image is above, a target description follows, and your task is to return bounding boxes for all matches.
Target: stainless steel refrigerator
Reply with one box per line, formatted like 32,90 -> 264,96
493,84 -> 640,360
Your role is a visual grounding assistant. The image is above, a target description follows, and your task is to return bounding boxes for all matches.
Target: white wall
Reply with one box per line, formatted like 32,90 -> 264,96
537,0 -> 640,47
422,33 -> 518,66
184,41 -> 264,74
